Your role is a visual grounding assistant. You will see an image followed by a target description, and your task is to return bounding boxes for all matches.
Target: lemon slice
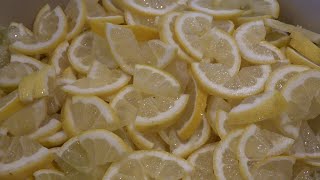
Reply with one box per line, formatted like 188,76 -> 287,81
188,0 -> 244,19
213,129 -> 244,180
176,75 -> 207,140
88,16 -> 125,37
102,0 -> 123,15
56,67 -> 77,85
106,23 -> 176,74
281,70 -> 320,122
164,59 -> 190,92
47,85 -> 67,115
286,47 -> 320,70
237,124 -> 295,179
252,156 -> 295,180
133,64 -> 181,97
62,95 -> 121,136
266,65 -> 310,91
174,12 -> 213,61
39,131 -> 68,148
28,117 -> 62,140
159,116 -> 211,157
7,22 -> 34,45
2,99 -> 47,136
63,61 -> 130,96
10,6 -> 67,55
0,90 -> 25,123
65,0 -> 87,40
33,4 -> 51,36
10,54 -> 45,70
266,30 -> 290,48
0,62 -> 33,90
192,62 -> 271,98
49,41 -> 70,75
227,90 -> 287,125
293,161 -> 320,179
55,129 -> 132,179
0,135 -> 54,179
19,66 -> 56,103
68,31 -> 118,74
158,12 -> 194,63
85,1 -> 107,18
212,19 -> 235,34
235,20 -> 285,64
124,10 -> 158,29
33,169 -> 65,180
120,0 -> 187,16
103,150 -> 193,179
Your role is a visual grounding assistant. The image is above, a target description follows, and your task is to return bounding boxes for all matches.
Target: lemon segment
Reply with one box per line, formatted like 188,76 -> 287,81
0,91 -> 25,123
65,0 -> 87,40
286,47 -> 320,70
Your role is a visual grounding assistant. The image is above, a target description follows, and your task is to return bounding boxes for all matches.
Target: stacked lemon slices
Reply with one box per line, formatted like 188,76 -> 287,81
1,0 -> 320,179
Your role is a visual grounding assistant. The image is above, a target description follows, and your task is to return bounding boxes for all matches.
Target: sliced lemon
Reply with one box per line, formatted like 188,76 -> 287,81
133,64 -> 181,97
47,85 -> 67,115
10,6 -> 67,55
235,14 -> 272,26
2,98 -> 47,136
106,23 -> 176,74
103,150 -> 193,179
266,30 -> 290,48
159,116 -> 211,158
213,129 -> 244,180
102,0 -> 123,15
227,90 -> 287,125
286,47 -> 320,70
49,41 -> 70,75
237,124 -> 295,179
56,67 -> 77,85
188,0 -> 244,19
7,22 -> 34,45
293,161 -> 320,179
0,90 -> 25,123
185,143 -> 216,180
85,1 -> 107,18
39,131 -> 69,148
62,95 -> 121,136
33,4 -> 51,36
235,20 -> 285,64
33,169 -> 65,180
266,65 -> 310,91
0,62 -> 33,90
10,53 -> 45,70
176,75 -> 208,140
164,59 -> 191,92
273,113 -> 301,139
88,15 -> 125,37
28,116 -> 62,140
119,0 -> 187,16
124,10 -> 158,30
192,62 -> 271,98
212,19 -> 235,34
55,129 -> 132,179
158,12 -> 195,63
0,135 -> 53,179
64,0 -> 87,40
281,70 -> 320,122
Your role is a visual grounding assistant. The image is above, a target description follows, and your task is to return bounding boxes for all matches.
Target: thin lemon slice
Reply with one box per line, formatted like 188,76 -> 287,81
56,67 -> 77,85
213,129 -> 244,180
49,41 -> 70,75
174,12 -> 213,61
102,0 -> 123,15
2,99 -> 47,136
235,20 -> 285,64
65,0 -> 87,40
286,47 -> 320,70
176,75 -> 207,140
33,4 -> 51,36
33,169 -> 65,180
265,65 -> 310,91
103,150 -> 193,179
62,61 -> 130,96
10,6 -> 67,55
28,116 -> 62,140
0,90 -> 25,123
62,95 -> 121,136
106,23 -> 176,74
164,59 -> 190,92
273,113 -> 301,139
293,161 -> 320,179
281,70 -> 320,122
10,54 -> 45,70
39,131 -> 68,148
227,90 -> 287,125
46,85 -> 67,115
119,0 -> 187,16
124,10 -> 158,29
192,62 -> 271,98
88,15 -> 125,37
0,62 -> 33,90
159,12 -> 194,63
0,135 -> 54,179
85,1 -> 107,18
188,0 -> 244,19
159,116 -> 211,158
133,64 -> 181,97
55,129 -> 132,179
237,124 -> 295,180
212,19 -> 235,34
266,30 -> 290,48
7,22 -> 34,45
185,143 -> 216,180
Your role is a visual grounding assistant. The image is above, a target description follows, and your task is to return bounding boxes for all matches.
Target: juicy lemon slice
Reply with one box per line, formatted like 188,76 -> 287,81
227,90 -> 287,125
106,23 -> 176,74
266,30 -> 290,48
234,20 -> 285,64
10,6 -> 67,55
33,169 -> 65,180
212,19 -> 235,34
265,65 -> 310,91
0,135 -> 54,179
62,61 -> 130,96
85,1 -> 108,18
65,0 -> 87,40
28,116 -> 62,140
213,129 -> 244,180
10,53 -> 45,70
49,41 -> 70,75
0,90 -> 25,123
103,150 -> 193,179
46,85 -> 67,114
88,15 -> 125,37
192,62 -> 271,98
39,131 -> 68,148
164,59 -> 190,92
286,47 -> 320,70
102,0 -> 123,15
133,64 -> 181,97
124,10 -> 158,30
237,124 -> 294,180
62,95 -> 121,136
55,129 -> 132,179
0,62 -> 33,90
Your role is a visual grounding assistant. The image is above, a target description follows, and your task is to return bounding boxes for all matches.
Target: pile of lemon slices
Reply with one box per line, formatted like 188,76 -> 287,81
1,0 -> 320,179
